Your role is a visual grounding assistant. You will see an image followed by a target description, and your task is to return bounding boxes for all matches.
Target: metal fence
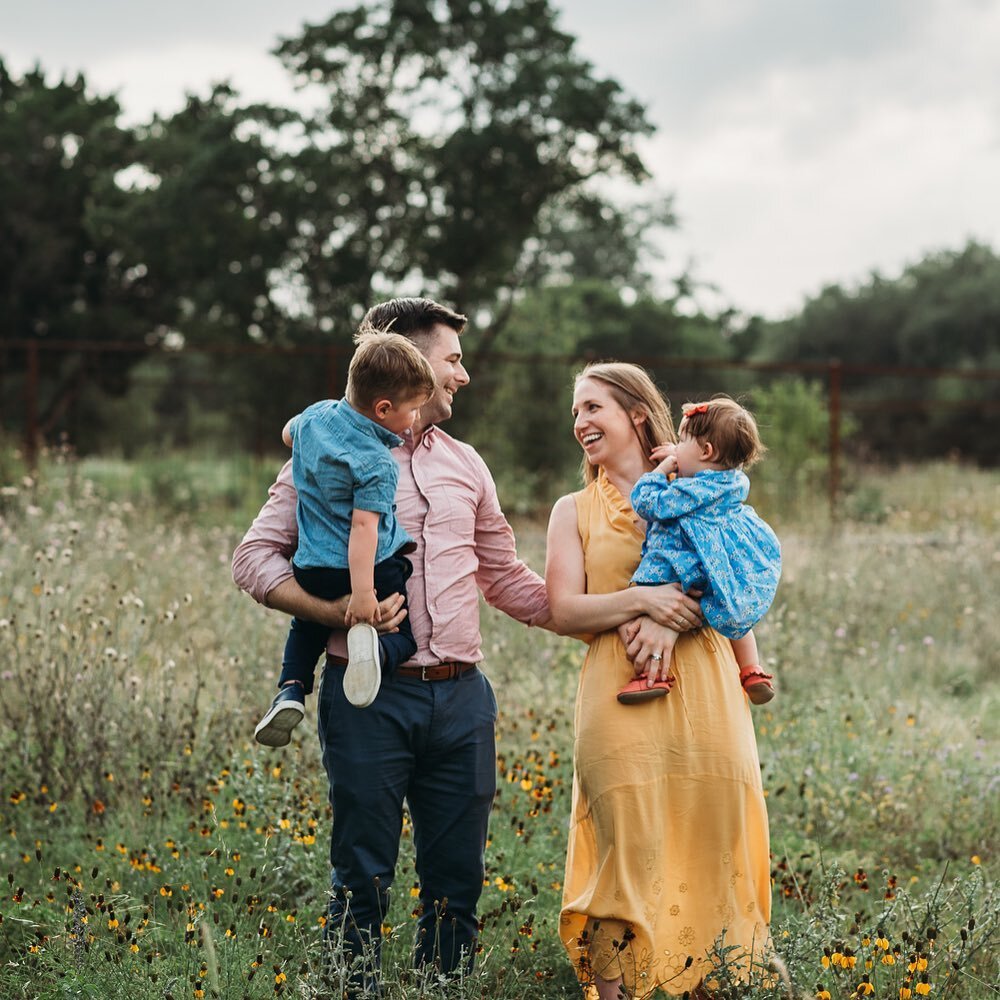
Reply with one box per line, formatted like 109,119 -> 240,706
3,338 -> 999,515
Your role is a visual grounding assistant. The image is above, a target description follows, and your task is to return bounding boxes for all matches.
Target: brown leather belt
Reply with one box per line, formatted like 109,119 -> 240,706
327,655 -> 477,682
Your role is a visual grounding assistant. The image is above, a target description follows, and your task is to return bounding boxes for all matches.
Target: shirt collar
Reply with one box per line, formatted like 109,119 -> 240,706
338,400 -> 403,449
401,423 -> 439,451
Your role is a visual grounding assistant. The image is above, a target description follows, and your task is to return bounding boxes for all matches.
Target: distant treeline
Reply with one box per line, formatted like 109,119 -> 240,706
1,1 -> 997,477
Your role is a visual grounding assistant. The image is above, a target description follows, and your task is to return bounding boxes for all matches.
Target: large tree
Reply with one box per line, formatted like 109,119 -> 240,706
0,66 -> 307,448
0,61 -> 138,438
108,86 -> 298,351
1,2 -> 674,452
272,0 -> 656,350
100,87 -> 311,448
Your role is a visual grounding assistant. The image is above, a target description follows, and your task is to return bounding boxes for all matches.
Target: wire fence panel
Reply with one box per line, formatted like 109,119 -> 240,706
3,340 -> 998,518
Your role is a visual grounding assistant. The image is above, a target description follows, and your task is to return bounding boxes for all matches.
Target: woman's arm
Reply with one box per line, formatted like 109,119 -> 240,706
545,494 -> 702,635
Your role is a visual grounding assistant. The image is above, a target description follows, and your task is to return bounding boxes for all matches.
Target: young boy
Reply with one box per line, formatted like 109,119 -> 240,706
254,325 -> 436,746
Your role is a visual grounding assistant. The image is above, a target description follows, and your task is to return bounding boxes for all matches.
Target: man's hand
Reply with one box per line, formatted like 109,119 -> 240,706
372,592 -> 406,634
265,578 -> 406,632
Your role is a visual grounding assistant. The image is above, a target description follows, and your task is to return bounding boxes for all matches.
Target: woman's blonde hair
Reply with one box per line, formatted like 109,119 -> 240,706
574,362 -> 677,484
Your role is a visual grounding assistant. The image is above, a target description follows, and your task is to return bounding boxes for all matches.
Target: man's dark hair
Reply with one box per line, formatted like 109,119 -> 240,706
362,298 -> 467,350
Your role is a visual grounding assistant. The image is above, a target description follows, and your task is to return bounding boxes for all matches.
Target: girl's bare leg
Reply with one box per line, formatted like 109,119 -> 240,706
731,631 -> 759,673
732,629 -> 775,704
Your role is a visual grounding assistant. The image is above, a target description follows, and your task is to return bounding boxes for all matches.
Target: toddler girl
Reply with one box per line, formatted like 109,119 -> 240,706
620,396 -> 781,705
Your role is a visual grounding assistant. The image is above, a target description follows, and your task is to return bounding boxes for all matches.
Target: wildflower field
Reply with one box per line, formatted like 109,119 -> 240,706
0,451 -> 997,1000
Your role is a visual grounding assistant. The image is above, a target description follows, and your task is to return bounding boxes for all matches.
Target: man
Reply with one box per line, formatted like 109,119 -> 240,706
231,298 -> 553,983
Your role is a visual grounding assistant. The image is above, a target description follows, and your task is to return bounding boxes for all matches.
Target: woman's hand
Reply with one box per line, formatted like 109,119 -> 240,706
638,583 -> 703,631
617,618 -> 642,652
623,617 -> 679,682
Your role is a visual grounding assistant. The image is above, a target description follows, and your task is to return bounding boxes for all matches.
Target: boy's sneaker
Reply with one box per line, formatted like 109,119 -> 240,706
344,624 -> 381,708
254,684 -> 306,747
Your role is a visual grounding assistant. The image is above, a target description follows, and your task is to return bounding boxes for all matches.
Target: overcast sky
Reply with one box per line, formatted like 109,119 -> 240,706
4,0 -> 999,319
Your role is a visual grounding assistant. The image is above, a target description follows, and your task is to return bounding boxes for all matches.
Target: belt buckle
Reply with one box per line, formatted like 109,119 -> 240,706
421,665 -> 431,681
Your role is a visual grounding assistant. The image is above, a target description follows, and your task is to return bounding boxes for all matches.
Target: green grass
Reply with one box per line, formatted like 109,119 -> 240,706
0,453 -> 996,999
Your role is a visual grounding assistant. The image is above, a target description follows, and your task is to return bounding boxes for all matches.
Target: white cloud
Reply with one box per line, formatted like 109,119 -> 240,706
651,91 -> 1000,317
601,0 -> 1000,316
82,42 -> 320,124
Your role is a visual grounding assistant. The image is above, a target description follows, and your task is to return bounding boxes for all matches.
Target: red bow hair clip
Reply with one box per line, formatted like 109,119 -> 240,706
683,403 -> 709,416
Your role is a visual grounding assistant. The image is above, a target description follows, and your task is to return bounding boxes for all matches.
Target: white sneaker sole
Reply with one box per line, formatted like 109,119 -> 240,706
254,702 -> 305,747
344,624 -> 381,708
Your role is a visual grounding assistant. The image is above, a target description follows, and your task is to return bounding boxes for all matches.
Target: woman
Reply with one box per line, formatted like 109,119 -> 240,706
546,363 -> 772,999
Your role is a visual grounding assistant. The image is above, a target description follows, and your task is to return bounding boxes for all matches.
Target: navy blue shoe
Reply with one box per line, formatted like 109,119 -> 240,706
254,684 -> 306,747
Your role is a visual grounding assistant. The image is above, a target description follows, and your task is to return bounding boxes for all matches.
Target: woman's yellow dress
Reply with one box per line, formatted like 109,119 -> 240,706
559,471 -> 772,997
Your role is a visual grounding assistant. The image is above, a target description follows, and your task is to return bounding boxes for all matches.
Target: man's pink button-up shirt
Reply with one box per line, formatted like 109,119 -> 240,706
232,424 -> 550,666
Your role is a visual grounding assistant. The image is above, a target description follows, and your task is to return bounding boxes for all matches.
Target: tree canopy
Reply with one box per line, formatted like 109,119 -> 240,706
752,242 -> 1000,462
271,0 -> 656,348
1,3 -> 667,448
1,11 -> 997,469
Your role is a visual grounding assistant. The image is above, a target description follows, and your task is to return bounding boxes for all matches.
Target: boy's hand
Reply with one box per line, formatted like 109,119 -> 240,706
345,589 -> 380,626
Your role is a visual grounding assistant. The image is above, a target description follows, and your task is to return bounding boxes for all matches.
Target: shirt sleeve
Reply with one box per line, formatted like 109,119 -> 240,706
231,459 -> 298,606
630,472 -> 716,523
469,451 -> 550,626
352,456 -> 397,515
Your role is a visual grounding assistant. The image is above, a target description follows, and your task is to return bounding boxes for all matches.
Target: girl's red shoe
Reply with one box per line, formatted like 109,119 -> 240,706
739,664 -> 775,705
617,674 -> 675,704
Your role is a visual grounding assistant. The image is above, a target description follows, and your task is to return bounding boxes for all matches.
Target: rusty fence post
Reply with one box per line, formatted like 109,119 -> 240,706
828,360 -> 842,518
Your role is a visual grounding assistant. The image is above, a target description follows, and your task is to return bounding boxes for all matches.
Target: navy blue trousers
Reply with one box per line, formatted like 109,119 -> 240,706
280,553 -> 416,695
318,660 -> 497,980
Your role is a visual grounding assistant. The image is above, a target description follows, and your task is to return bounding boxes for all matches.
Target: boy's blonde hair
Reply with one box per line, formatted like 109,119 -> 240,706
678,395 -> 766,469
346,324 -> 437,410
575,362 -> 677,485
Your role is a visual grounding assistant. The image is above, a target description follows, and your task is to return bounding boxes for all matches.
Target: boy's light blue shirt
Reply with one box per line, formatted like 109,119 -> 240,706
288,399 -> 414,571
630,468 -> 781,639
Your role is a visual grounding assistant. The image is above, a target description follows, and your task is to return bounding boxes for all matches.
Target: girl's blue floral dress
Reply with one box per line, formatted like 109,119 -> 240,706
630,468 -> 780,638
